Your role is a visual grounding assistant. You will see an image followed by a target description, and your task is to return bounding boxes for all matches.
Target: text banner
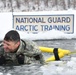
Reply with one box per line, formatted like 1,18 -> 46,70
13,15 -> 74,34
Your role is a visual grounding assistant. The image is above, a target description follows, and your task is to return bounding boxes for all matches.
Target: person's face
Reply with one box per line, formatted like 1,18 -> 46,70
3,40 -> 20,53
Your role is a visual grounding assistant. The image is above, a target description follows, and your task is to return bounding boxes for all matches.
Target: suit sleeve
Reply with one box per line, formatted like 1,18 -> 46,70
24,40 -> 42,56
24,40 -> 45,64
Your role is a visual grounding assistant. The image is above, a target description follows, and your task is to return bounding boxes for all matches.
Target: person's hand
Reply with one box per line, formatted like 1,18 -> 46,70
34,55 -> 40,60
0,55 -> 6,65
16,53 -> 24,64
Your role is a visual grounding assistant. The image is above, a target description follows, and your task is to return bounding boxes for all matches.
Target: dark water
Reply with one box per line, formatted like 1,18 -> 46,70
0,39 -> 76,75
34,39 -> 76,51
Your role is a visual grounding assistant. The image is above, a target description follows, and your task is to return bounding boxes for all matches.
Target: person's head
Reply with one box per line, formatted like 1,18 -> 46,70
3,30 -> 20,53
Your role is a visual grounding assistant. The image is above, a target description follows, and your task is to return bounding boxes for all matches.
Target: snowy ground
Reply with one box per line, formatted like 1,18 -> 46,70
41,57 -> 76,75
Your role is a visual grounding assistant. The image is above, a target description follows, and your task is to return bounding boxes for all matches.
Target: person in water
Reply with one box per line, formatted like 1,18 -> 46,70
0,30 -> 45,65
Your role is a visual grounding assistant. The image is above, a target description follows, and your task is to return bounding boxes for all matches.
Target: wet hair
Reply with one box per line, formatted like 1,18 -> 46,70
4,30 -> 20,42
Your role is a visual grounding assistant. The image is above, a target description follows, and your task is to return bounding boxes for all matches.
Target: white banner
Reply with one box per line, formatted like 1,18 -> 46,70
13,14 -> 74,34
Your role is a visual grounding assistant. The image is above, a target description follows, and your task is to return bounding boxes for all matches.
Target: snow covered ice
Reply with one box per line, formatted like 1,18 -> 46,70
40,57 -> 76,75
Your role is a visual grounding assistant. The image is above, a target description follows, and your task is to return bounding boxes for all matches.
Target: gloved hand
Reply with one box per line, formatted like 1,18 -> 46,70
16,53 -> 24,64
0,55 -> 6,65
34,55 -> 40,60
